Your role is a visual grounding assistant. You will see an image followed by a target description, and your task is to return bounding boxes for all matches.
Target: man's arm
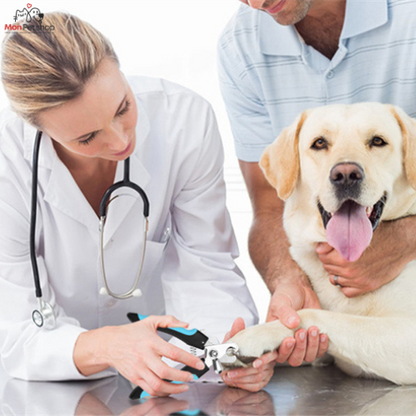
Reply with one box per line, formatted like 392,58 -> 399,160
241,160 -> 306,294
239,160 -> 328,365
316,215 -> 416,297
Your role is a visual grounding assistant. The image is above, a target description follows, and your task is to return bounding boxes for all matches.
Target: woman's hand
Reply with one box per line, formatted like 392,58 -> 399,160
74,315 -> 205,397
221,318 -> 277,392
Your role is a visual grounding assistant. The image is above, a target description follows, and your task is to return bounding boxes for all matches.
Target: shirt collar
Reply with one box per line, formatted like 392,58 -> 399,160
258,11 -> 301,56
258,0 -> 388,56
340,0 -> 388,40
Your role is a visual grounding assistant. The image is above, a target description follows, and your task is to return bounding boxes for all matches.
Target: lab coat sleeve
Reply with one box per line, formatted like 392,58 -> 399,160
161,99 -> 259,344
0,123 -> 115,381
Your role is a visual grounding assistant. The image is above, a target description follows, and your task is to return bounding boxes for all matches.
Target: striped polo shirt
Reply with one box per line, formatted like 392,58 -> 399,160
218,0 -> 416,162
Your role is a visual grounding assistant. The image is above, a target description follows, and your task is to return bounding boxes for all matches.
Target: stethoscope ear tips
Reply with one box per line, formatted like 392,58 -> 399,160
132,289 -> 143,298
99,287 -> 109,296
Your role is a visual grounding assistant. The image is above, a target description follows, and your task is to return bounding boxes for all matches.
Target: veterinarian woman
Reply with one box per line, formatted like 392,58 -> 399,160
0,12 -> 277,395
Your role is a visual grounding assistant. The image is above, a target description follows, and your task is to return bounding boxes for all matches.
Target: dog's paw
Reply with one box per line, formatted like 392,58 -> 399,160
224,321 -> 294,369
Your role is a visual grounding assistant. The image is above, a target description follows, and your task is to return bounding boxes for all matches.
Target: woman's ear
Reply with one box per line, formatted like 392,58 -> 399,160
259,111 -> 307,200
390,106 -> 416,190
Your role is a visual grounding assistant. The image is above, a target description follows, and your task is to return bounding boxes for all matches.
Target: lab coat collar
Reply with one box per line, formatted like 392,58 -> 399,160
22,94 -> 151,240
258,0 -> 388,56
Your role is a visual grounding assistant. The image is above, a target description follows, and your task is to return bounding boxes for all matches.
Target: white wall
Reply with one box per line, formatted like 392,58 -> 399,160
0,0 -> 270,321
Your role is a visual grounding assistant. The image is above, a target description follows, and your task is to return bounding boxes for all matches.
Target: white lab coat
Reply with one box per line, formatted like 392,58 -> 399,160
0,77 -> 258,381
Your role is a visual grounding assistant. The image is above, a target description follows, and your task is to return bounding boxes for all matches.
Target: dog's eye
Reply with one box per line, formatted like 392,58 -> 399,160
311,138 -> 328,150
370,136 -> 387,147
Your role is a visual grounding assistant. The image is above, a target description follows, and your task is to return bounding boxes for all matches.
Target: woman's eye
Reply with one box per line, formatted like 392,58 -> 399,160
370,136 -> 387,147
311,137 -> 328,150
116,99 -> 131,117
77,100 -> 131,146
79,132 -> 96,146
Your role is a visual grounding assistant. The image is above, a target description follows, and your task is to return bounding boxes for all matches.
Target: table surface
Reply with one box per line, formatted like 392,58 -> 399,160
1,363 -> 415,416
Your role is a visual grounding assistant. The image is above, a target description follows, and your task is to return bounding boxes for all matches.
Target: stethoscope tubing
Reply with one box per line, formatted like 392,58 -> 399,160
30,130 -> 43,299
99,157 -> 149,218
30,130 -> 150,328
98,155 -> 150,300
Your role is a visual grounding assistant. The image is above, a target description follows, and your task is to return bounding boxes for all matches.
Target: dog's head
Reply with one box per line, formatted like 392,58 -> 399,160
260,103 -> 416,262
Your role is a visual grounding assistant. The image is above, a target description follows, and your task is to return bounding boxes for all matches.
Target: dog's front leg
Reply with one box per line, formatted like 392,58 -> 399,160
297,309 -> 416,384
228,309 -> 416,384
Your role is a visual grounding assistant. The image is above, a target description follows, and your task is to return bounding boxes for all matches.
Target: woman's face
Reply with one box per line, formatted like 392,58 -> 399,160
38,58 -> 138,162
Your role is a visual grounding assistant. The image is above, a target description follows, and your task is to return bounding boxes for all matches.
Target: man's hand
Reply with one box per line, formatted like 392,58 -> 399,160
267,282 -> 328,366
221,318 -> 277,392
316,218 -> 416,297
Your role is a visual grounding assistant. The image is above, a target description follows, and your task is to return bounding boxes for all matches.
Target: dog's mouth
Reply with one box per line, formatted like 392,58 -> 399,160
317,194 -> 387,262
318,194 -> 387,231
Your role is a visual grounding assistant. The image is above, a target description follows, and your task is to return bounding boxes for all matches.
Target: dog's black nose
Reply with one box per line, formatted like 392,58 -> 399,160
330,163 -> 364,187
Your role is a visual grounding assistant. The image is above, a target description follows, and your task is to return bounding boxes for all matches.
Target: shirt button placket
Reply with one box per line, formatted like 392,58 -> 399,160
326,70 -> 335,79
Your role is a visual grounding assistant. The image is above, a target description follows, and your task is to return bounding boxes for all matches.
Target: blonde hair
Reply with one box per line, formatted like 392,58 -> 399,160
1,12 -> 119,127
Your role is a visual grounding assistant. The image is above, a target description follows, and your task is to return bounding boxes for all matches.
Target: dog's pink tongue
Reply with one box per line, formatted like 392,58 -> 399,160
326,201 -> 373,262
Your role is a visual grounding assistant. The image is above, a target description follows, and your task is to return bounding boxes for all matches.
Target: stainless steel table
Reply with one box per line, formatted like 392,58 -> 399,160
1,363 -> 415,415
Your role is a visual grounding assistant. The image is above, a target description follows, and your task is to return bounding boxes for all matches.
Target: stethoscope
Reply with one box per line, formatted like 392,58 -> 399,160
30,130 -> 150,329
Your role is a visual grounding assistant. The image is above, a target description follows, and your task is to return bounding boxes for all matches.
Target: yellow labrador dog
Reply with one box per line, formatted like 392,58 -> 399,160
228,103 -> 416,384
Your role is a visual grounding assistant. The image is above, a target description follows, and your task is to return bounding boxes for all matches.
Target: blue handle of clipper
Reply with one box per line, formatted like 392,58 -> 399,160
129,360 -> 210,400
127,313 -> 209,350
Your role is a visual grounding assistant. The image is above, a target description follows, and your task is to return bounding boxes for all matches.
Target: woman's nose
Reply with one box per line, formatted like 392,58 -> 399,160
247,0 -> 265,9
108,127 -> 129,150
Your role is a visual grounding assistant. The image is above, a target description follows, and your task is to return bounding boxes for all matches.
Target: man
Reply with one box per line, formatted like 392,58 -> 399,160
218,0 -> 416,366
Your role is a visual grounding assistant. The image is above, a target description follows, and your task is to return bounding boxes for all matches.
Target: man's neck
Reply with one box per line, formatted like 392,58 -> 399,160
306,0 -> 346,20
295,0 -> 346,60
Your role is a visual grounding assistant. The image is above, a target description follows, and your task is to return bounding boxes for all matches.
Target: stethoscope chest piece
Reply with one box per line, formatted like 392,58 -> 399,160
32,299 -> 56,329
32,310 -> 43,327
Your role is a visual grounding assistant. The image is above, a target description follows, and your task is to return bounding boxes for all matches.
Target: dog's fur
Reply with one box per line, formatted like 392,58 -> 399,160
228,103 -> 416,384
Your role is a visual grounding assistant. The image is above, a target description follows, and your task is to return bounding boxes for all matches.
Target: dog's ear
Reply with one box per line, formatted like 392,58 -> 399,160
260,111 -> 307,200
390,106 -> 416,190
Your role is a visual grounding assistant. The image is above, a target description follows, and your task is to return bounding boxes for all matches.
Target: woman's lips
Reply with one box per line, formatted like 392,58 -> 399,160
265,0 -> 286,14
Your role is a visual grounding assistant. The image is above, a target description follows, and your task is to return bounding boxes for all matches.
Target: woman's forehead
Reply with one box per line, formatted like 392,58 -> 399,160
38,60 -> 127,141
